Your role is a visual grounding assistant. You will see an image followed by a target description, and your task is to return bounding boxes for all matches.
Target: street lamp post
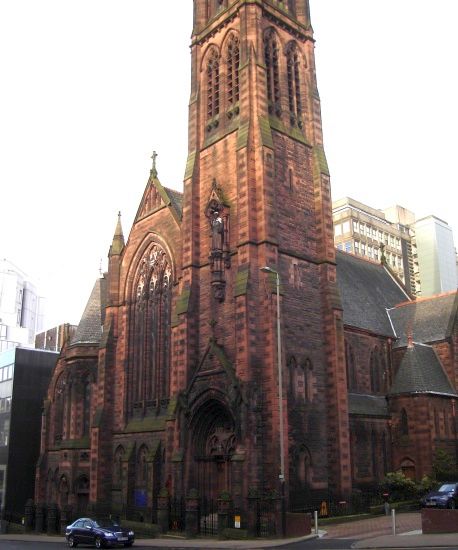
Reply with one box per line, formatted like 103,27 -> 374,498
260,266 -> 286,536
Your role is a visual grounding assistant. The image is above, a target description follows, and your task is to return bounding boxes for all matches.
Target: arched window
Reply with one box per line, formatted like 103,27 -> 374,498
54,376 -> 66,442
381,432 -> 388,475
137,446 -> 149,486
286,42 -> 302,127
370,347 -> 382,393
82,377 -> 91,436
207,49 -> 220,120
226,35 -> 240,107
129,243 -> 172,412
371,430 -> 378,478
345,342 -> 357,392
113,446 -> 125,486
400,409 -> 409,436
264,29 -> 281,116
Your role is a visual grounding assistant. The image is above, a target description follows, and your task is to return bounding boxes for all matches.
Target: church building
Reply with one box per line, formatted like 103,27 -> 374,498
34,0 -> 457,534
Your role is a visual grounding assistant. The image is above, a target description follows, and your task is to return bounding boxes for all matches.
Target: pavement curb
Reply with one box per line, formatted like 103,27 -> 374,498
0,533 -> 318,548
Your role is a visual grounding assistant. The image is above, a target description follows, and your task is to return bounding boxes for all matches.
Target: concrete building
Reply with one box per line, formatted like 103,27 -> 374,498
0,259 -> 45,352
412,216 -> 457,297
35,324 -> 77,353
332,198 -> 416,295
0,347 -> 57,520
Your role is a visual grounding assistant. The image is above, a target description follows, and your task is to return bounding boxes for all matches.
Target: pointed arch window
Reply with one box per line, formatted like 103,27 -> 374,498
345,342 -> 357,392
264,29 -> 281,116
400,409 -> 409,436
129,243 -> 172,412
207,49 -> 220,121
54,376 -> 66,443
113,446 -> 125,486
286,42 -> 302,127
137,446 -> 149,486
370,347 -> 382,394
82,377 -> 91,436
226,35 -> 240,107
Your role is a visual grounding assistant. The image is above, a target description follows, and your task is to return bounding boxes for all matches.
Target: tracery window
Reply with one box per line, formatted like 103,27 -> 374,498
207,49 -> 220,120
264,29 -> 281,116
226,35 -> 240,107
286,41 -> 302,127
129,243 -> 172,411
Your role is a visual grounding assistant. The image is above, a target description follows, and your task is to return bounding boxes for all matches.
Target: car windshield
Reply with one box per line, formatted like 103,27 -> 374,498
93,519 -> 120,529
438,484 -> 456,492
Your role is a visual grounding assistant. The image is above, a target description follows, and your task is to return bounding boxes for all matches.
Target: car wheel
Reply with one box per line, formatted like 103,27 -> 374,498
448,500 -> 456,509
124,544 -> 133,548
95,536 -> 104,549
68,535 -> 78,547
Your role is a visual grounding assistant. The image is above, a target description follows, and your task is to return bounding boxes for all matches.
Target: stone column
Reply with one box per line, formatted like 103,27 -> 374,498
246,493 -> 259,537
184,489 -> 199,538
157,489 -> 170,534
35,504 -> 46,533
46,503 -> 58,534
217,493 -> 232,538
60,505 -> 73,535
24,499 -> 35,533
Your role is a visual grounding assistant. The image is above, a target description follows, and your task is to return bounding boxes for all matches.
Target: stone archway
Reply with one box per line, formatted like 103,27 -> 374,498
189,399 -> 236,499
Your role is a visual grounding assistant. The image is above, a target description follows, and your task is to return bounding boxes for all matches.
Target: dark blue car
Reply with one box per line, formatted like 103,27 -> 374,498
65,518 -> 135,548
420,482 -> 458,509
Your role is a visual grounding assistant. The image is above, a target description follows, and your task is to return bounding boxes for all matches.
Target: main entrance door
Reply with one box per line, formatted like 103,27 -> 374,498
190,399 -> 236,500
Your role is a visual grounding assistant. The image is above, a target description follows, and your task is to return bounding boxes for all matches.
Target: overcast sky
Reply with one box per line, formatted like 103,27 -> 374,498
1,1 -> 457,328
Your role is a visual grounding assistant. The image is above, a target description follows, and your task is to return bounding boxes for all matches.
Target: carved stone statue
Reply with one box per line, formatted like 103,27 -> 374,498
211,210 -> 224,252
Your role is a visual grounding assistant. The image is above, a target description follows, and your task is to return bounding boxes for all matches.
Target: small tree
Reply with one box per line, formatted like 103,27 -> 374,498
432,449 -> 458,481
381,471 -> 417,501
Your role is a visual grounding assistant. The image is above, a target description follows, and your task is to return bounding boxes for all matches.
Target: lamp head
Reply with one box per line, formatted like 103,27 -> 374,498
260,266 -> 277,274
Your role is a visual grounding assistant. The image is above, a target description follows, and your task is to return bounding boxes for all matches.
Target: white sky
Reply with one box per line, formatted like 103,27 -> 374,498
1,1 -> 457,328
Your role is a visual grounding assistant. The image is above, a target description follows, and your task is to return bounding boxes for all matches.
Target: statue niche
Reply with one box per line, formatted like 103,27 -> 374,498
205,180 -> 230,302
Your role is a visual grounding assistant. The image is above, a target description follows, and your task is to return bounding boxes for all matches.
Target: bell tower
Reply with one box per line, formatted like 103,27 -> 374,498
172,0 -> 351,511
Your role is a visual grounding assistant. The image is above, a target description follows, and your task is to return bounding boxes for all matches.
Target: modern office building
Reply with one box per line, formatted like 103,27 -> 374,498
332,198 -> 416,295
0,259 -> 45,352
0,347 -> 57,520
412,216 -> 457,297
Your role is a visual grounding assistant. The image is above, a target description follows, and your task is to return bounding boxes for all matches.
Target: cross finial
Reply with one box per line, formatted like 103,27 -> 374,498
151,150 -> 158,178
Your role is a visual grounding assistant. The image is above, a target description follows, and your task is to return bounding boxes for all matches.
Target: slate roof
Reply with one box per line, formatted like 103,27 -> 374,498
335,251 -> 410,337
164,187 -> 184,216
71,277 -> 107,346
388,343 -> 457,397
388,292 -> 457,348
348,393 -> 389,417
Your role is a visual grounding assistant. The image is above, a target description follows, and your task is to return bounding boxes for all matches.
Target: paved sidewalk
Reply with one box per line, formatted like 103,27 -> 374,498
354,533 -> 458,548
322,512 -> 421,540
0,533 -> 317,548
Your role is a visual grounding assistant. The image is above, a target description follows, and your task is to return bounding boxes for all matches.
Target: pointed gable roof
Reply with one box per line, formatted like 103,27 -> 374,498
388,343 -> 457,397
135,170 -> 183,223
335,250 -> 410,337
388,292 -> 457,349
71,276 -> 107,346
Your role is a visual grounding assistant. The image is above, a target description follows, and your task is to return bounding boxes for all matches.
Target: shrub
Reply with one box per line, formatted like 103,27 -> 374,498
432,449 -> 458,481
380,471 -> 417,501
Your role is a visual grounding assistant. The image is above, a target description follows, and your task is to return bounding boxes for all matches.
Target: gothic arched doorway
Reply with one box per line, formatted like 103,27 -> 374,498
189,398 -> 236,499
